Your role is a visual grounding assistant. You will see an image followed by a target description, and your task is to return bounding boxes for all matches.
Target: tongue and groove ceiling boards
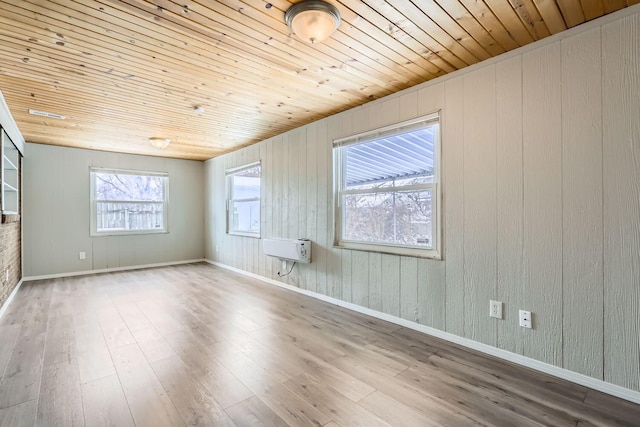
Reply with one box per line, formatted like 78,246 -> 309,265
0,0 -> 633,160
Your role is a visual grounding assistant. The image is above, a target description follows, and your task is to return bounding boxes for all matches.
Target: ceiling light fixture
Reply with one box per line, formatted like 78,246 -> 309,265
149,137 -> 171,149
285,0 -> 341,44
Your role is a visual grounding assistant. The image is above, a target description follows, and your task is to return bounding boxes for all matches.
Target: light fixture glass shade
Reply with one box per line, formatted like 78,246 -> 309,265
285,1 -> 341,44
149,137 -> 171,149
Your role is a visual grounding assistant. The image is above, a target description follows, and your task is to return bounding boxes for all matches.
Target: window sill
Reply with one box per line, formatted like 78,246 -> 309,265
334,241 -> 441,260
1,213 -> 20,224
91,229 -> 168,237
227,231 -> 261,239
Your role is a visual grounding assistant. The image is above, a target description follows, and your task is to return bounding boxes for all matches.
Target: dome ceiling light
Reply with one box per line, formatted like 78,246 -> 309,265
285,0 -> 341,44
149,137 -> 171,149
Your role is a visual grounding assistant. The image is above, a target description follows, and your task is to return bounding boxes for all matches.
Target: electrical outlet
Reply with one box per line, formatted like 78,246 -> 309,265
79,251 -> 86,260
519,310 -> 532,329
489,300 -> 503,319
281,260 -> 287,271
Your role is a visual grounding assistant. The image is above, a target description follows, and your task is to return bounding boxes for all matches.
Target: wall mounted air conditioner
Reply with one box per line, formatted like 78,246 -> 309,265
263,238 -> 311,263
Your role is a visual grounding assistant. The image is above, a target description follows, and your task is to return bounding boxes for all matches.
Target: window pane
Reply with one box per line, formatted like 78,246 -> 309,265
94,172 -> 165,201
229,200 -> 260,234
344,124 -> 437,190
343,189 -> 432,247
230,166 -> 261,199
96,202 -> 164,232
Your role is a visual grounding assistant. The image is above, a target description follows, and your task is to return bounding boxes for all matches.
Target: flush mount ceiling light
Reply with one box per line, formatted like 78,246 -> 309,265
285,0 -> 341,44
149,137 -> 171,149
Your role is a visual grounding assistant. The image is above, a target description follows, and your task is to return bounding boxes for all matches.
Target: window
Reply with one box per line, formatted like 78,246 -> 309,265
90,168 -> 168,236
226,162 -> 261,237
333,113 -> 440,258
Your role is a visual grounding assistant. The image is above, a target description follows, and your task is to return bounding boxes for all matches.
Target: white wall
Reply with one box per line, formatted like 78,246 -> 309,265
24,143 -> 205,276
205,7 -> 640,393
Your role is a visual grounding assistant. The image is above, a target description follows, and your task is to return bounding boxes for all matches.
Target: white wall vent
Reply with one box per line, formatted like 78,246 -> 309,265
263,238 -> 311,263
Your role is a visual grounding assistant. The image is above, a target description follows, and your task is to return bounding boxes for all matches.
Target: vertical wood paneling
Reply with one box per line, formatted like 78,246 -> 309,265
522,43 -> 563,367
297,129 -> 309,287
351,251 -> 370,307
288,131 -> 300,286
417,83 -> 446,330
496,55 -> 524,354
326,115 -> 343,299
341,250 -> 352,303
561,28 -> 604,379
381,255 -> 401,317
463,65 -> 498,346
443,77 -> 465,336
417,84 -> 444,116
315,121 -> 329,295
306,125 -> 319,292
400,257 -> 418,322
602,13 -> 640,391
258,143 -> 268,277
368,253 -> 383,311
272,136 -> 284,275
398,91 -> 418,121
417,259 -> 445,329
202,9 -> 640,394
264,139 -> 275,278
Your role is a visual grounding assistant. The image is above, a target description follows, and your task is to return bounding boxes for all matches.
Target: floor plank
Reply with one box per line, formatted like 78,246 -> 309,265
0,263 -> 637,426
0,332 -> 46,409
111,343 -> 184,427
81,374 -> 135,427
151,356 -> 237,426
36,359 -> 84,427
0,400 -> 38,427
225,396 -> 289,427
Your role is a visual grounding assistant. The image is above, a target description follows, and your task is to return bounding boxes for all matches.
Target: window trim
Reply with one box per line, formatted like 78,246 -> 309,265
90,167 -> 169,237
226,161 -> 261,238
333,112 -> 442,260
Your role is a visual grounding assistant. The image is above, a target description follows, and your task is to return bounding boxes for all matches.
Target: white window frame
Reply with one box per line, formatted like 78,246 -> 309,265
226,161 -> 261,238
90,167 -> 169,236
333,112 -> 441,259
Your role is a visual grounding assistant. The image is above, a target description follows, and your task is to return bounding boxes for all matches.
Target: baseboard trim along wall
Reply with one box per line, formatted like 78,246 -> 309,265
22,258 -> 206,282
0,278 -> 24,321
205,259 -> 640,405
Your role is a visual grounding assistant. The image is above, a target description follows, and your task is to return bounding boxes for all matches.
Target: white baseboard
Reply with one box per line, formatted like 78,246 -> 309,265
0,278 -> 24,321
204,259 -> 640,405
22,258 -> 206,282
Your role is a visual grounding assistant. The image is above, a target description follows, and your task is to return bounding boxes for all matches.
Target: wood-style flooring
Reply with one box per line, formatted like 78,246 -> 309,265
0,263 -> 638,426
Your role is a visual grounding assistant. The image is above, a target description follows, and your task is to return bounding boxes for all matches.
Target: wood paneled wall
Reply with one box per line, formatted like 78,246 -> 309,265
23,144 -> 205,277
205,10 -> 640,392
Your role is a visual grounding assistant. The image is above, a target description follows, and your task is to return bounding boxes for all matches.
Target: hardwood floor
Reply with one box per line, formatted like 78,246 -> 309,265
0,263 -> 638,426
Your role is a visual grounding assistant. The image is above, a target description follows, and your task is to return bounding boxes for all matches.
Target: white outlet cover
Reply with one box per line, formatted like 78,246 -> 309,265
489,300 -> 503,319
79,251 -> 86,260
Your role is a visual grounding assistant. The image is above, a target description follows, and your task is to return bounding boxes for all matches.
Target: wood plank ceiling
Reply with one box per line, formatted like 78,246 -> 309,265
0,0 -> 634,160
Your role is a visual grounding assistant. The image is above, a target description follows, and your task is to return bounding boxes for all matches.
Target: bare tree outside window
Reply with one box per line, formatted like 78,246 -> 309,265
334,115 -> 440,257
91,169 -> 168,235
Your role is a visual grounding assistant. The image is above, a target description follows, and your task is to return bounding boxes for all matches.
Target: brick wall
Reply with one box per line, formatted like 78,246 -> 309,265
0,219 -> 21,308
